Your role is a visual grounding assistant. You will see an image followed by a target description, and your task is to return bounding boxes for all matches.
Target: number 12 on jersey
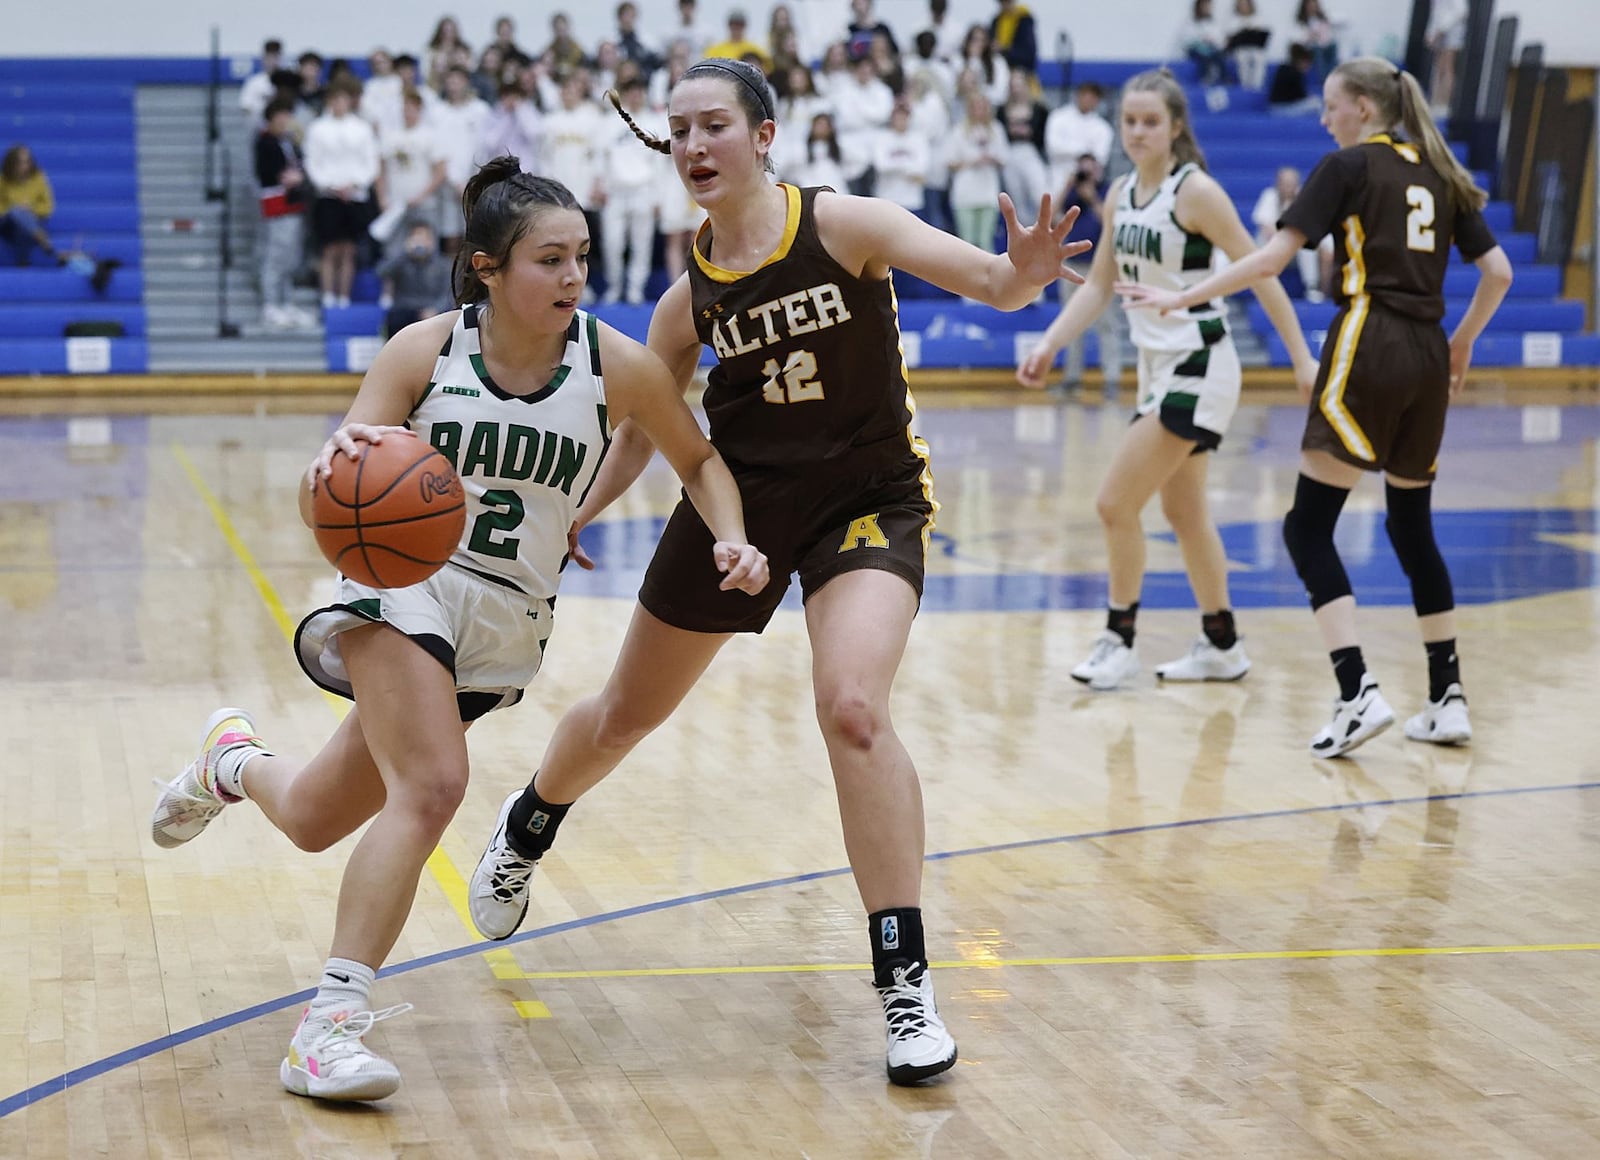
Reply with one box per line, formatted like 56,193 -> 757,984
762,349 -> 825,404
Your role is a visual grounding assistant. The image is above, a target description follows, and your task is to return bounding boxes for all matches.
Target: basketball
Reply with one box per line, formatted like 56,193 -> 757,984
311,433 -> 466,589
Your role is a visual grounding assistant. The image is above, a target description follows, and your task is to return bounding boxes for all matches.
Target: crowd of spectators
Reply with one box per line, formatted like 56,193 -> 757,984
241,0 -> 1347,332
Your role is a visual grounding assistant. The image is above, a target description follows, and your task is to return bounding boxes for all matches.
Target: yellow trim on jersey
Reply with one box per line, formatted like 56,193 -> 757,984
1366,131 -> 1421,164
1320,215 -> 1376,462
691,183 -> 802,284
888,277 -> 938,558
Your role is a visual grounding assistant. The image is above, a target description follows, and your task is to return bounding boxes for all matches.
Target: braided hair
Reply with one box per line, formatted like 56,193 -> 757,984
607,57 -> 778,174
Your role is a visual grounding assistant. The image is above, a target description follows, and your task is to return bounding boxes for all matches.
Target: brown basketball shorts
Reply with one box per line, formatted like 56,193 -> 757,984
638,451 -> 938,634
1303,301 -> 1451,481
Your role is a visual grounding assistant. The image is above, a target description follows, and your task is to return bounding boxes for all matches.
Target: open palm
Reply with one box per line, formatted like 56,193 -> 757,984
1003,193 -> 1094,286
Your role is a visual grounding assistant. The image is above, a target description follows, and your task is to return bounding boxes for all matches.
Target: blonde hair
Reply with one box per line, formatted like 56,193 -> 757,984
1122,68 -> 1207,171
1331,56 -> 1487,210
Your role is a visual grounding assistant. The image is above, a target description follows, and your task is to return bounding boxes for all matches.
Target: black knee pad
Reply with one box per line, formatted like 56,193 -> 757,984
1282,474 -> 1353,610
1385,483 -> 1454,616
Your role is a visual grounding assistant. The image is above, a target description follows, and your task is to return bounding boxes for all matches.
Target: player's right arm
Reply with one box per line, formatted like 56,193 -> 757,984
298,311 -> 454,527
1016,180 -> 1121,388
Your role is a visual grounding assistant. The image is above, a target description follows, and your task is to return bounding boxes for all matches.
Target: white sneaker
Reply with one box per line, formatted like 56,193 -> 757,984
150,707 -> 261,848
877,962 -> 957,1086
1309,676 -> 1395,758
263,304 -> 293,330
280,1003 -> 411,1102
1155,637 -> 1251,682
1071,630 -> 1139,690
468,791 -> 540,940
1405,683 -> 1471,745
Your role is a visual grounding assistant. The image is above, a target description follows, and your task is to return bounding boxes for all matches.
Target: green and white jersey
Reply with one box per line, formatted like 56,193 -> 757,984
411,303 -> 612,599
1113,162 -> 1231,354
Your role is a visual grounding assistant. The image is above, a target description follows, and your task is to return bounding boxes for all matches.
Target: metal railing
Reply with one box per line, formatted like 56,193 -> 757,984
205,26 -> 240,338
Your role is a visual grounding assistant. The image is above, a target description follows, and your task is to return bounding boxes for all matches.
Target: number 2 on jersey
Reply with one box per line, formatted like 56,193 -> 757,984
1405,185 -> 1436,252
467,488 -> 524,559
761,349 -> 824,404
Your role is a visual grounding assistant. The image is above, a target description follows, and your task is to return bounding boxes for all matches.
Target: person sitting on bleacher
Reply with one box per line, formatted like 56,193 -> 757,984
376,218 -> 453,338
1224,0 -> 1272,91
1176,0 -> 1229,87
0,144 -> 120,291
0,145 -> 58,268
1268,42 -> 1321,114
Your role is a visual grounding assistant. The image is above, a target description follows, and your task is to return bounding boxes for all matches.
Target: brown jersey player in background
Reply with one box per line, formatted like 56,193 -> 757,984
1117,56 -> 1513,759
466,57 -> 1092,1086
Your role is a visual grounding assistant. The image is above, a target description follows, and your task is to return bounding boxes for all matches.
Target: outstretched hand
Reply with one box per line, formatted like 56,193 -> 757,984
1113,281 -> 1187,315
713,542 -> 770,595
305,423 -> 414,493
1002,192 -> 1094,287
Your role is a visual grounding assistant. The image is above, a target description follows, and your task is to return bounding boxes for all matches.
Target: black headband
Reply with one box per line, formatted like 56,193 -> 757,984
684,58 -> 775,122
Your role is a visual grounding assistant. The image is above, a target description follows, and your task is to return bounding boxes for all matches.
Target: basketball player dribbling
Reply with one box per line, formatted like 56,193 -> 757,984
1117,58 -> 1513,756
467,58 -> 1093,1086
149,159 -> 768,1102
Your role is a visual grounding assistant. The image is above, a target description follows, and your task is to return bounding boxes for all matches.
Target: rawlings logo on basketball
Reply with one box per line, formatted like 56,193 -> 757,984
419,469 -> 463,504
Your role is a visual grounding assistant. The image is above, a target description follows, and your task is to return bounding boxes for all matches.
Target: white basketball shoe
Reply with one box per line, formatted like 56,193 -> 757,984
877,961 -> 958,1086
1404,683 -> 1472,745
1071,631 -> 1140,691
280,1003 -> 412,1102
1155,637 -> 1252,682
150,707 -> 263,848
469,791 -> 540,940
1309,675 -> 1395,758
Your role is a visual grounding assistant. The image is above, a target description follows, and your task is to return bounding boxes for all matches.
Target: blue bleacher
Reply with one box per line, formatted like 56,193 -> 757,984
1248,298 -> 1586,336
0,74 -> 145,374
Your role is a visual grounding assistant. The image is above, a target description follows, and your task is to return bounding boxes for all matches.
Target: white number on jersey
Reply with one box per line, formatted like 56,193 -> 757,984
1406,185 -> 1437,253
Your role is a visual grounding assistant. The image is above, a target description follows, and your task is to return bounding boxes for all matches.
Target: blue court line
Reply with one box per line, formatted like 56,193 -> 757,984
4,777 -> 1597,1119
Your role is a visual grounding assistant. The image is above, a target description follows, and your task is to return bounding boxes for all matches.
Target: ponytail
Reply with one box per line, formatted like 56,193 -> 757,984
1123,68 -> 1208,172
1331,57 -> 1487,210
451,157 -> 581,304
605,89 -> 670,155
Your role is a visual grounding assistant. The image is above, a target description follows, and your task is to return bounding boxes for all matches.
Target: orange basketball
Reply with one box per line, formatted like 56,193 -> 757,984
311,433 -> 467,589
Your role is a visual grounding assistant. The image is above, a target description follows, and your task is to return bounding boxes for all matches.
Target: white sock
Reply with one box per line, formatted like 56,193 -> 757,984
213,741 -> 269,801
307,957 -> 375,1019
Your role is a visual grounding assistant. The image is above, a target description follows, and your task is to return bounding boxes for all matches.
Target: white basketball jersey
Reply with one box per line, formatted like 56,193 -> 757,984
1113,162 -> 1231,353
410,303 -> 612,599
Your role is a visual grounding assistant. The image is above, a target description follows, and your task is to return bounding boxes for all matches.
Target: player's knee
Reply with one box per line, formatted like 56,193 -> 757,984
815,689 -> 886,753
1385,483 -> 1454,614
1160,487 -> 1205,536
1095,489 -> 1137,530
1281,488 -> 1353,610
394,768 -> 470,840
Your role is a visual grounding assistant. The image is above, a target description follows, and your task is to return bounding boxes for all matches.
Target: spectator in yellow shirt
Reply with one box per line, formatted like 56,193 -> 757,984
705,10 -> 773,73
0,144 -> 60,266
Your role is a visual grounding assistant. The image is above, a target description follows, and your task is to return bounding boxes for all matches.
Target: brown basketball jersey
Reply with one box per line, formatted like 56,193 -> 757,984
1279,133 -> 1497,323
687,184 -> 920,471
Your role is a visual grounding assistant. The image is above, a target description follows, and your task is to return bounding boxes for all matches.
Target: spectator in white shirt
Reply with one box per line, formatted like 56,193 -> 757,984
303,78 -> 380,309
1250,165 -> 1331,300
539,75 -> 605,297
362,49 -> 406,139
376,89 -> 448,242
946,86 -> 1005,251
1044,81 -> 1114,202
668,0 -> 714,60
1293,0 -> 1340,78
905,30 -> 957,108
239,39 -> 284,125
959,25 -> 1010,108
772,66 -> 832,179
479,81 -> 545,174
1225,0 -> 1272,91
831,47 -> 895,195
429,66 -> 493,248
920,0 -> 968,62
597,78 -> 664,304
903,71 -> 953,230
1177,0 -> 1229,86
814,41 -> 852,104
872,102 -> 932,218
649,39 -> 694,110
788,112 -> 849,192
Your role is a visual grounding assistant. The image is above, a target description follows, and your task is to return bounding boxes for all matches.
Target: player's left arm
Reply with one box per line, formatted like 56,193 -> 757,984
1174,173 -> 1320,392
599,326 -> 769,594
813,189 -> 1092,311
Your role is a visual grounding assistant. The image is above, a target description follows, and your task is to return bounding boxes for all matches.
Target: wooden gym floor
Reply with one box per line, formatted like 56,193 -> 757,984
2,379 -> 1598,1158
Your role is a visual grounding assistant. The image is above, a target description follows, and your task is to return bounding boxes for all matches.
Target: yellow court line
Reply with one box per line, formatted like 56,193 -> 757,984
496,942 -> 1600,981
173,444 -> 546,1017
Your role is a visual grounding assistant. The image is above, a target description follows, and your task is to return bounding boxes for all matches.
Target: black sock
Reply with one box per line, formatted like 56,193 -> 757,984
1330,646 -> 1366,701
1107,602 -> 1140,647
1202,609 -> 1237,650
504,776 -> 571,860
869,907 -> 927,988
1425,639 -> 1461,701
